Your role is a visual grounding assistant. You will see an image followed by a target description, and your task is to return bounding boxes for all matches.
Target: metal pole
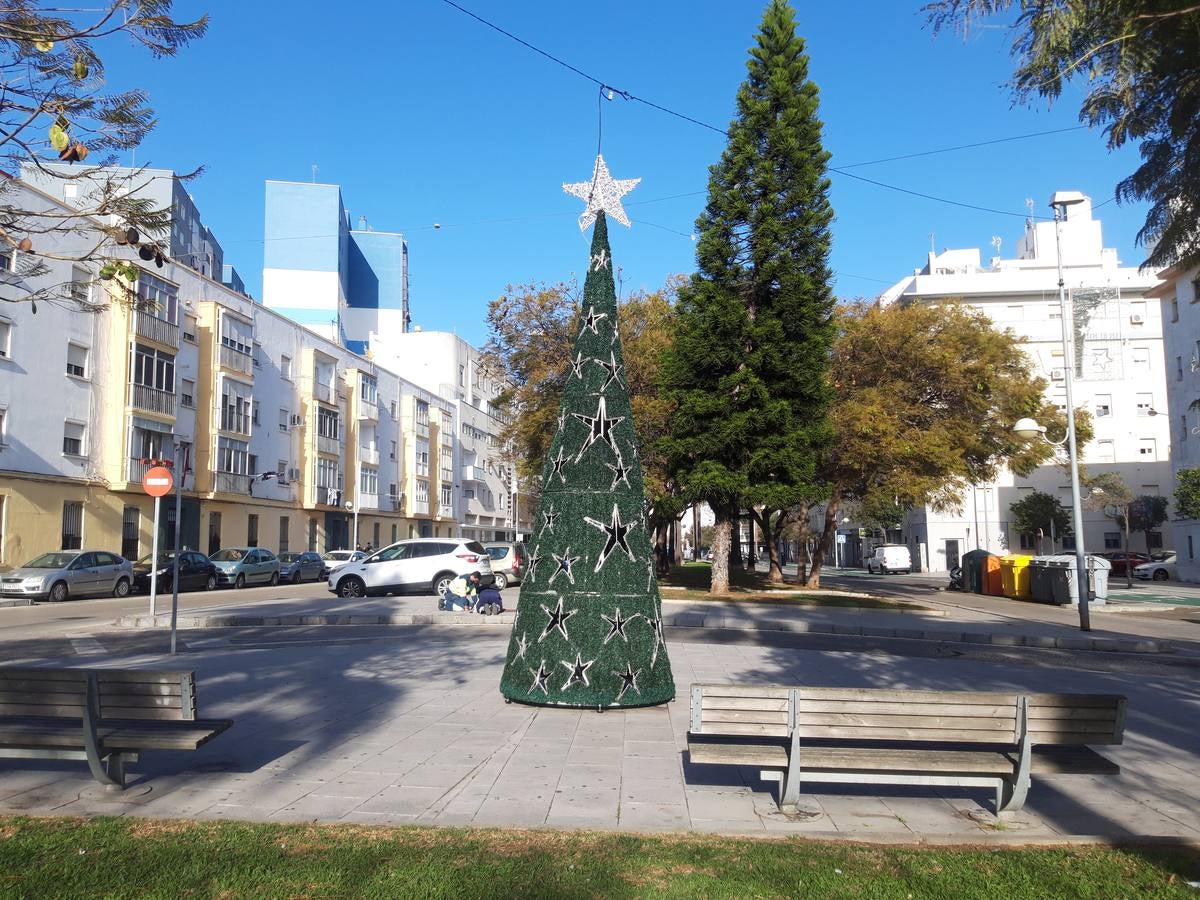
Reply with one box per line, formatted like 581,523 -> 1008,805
1053,204 -> 1091,631
169,444 -> 187,655
149,494 -> 161,619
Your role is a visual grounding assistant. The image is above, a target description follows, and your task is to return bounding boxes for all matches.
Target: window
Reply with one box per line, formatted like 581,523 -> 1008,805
441,485 -> 453,508
281,354 -> 292,380
122,506 -> 140,560
459,364 -> 466,386
182,315 -> 198,343
390,400 -> 397,418
1183,415 -> 1190,443
415,480 -> 429,503
220,379 -> 252,434
247,514 -> 259,548
1104,532 -> 1121,550
389,482 -> 399,501
131,427 -> 164,463
137,273 -> 178,324
279,408 -> 289,432
1136,393 -> 1154,416
69,265 -> 91,305
1132,347 -> 1150,372
1094,395 -> 1111,418
416,399 -> 430,427
220,313 -> 252,355
278,516 -> 289,554
248,454 -> 258,476
1192,278 -> 1200,303
252,400 -> 261,426
0,249 -> 12,271
316,457 -> 339,489
317,406 -> 340,440
66,342 -> 88,379
1148,532 -> 1164,550
61,501 -> 83,550
391,524 -> 398,544
360,374 -> 377,403
416,439 -> 429,476
216,436 -> 250,474
0,406 -> 6,446
373,522 -> 380,548
464,488 -> 475,500
1172,298 -> 1180,322
180,378 -> 195,409
0,318 -> 10,358
390,440 -> 397,460
1190,535 -> 1194,560
132,343 -> 175,392
1178,356 -> 1185,381
252,342 -> 263,368
360,467 -> 379,494
277,459 -> 287,479
1093,439 -> 1116,463
1139,438 -> 1157,459
1062,534 -> 1076,550
1141,484 -> 1161,496
62,421 -> 85,456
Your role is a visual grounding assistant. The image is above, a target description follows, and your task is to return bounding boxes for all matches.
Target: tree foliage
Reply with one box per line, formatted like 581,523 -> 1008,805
1009,490 -> 1072,547
925,0 -> 1200,270
0,1 -> 207,309
660,0 -> 836,592
1127,495 -> 1169,549
1176,467 -> 1200,520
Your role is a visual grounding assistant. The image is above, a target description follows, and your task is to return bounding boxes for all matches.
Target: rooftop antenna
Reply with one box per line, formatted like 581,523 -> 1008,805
929,232 -> 936,254
991,235 -> 1002,257
358,215 -> 369,231
1024,197 -> 1035,221
311,164 -> 318,183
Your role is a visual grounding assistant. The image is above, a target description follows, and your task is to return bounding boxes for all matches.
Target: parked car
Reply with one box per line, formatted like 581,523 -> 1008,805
321,550 -> 366,578
328,538 -> 493,598
0,550 -> 133,602
209,547 -> 280,588
1098,551 -> 1150,577
866,544 -> 912,575
278,551 -> 325,584
132,550 -> 219,594
482,541 -> 526,590
1133,553 -> 1177,581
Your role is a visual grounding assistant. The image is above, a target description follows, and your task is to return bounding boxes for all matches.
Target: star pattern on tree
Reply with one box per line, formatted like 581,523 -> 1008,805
578,306 -> 608,337
593,350 -> 624,391
560,652 -> 595,690
538,596 -> 577,643
614,661 -> 641,701
557,409 -> 567,432
590,248 -> 610,271
571,395 -> 625,463
570,350 -> 587,380
548,547 -> 581,586
540,505 -> 559,536
530,660 -> 552,695
603,458 -> 632,491
514,631 -> 529,661
549,446 -> 570,484
583,504 -> 638,572
525,547 -> 543,581
601,607 -> 631,644
647,615 -> 666,669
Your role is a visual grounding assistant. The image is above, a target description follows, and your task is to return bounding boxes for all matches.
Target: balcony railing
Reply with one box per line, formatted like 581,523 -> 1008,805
130,383 -> 176,416
389,495 -> 403,512
220,344 -> 253,375
314,381 -> 332,404
214,471 -> 251,494
127,457 -> 154,483
317,434 -> 340,455
133,310 -> 179,346
358,398 -> 378,421
360,445 -> 380,465
439,504 -> 455,518
461,465 -> 485,483
413,498 -> 430,515
357,492 -> 378,510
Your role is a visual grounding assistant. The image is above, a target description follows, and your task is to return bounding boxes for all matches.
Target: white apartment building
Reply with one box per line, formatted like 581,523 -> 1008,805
1147,262 -> 1200,581
875,194 -> 1171,573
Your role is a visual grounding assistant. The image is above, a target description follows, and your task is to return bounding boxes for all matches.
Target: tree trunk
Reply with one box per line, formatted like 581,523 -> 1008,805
672,517 -> 684,567
729,513 -> 743,569
752,508 -> 788,584
654,522 -> 671,576
805,491 -> 842,588
692,505 -> 702,561
710,511 -> 732,594
746,514 -> 756,570
1124,517 -> 1132,591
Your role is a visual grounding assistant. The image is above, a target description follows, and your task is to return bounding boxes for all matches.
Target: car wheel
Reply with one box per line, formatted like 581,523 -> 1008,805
338,576 -> 366,598
269,572 -> 280,587
433,573 -> 455,597
1153,569 -> 1169,581
112,577 -> 131,598
205,574 -> 217,591
235,573 -> 246,590
493,573 -> 508,590
49,581 -> 68,603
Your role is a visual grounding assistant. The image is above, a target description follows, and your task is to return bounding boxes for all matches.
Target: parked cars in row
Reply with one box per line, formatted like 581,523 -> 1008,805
0,550 -> 134,603
328,538 -> 493,598
1096,551 -> 1151,577
1133,553 -> 1177,581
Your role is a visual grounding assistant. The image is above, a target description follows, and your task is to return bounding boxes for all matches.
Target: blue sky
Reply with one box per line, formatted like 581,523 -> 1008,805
107,1 -> 1147,346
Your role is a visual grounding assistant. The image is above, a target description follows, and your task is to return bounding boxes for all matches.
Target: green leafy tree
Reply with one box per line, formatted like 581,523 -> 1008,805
1009,490 -> 1072,554
804,299 -> 1088,586
1127,495 -> 1169,555
661,0 -> 836,593
1084,471 -> 1135,588
0,2 -> 208,310
925,1 -> 1200,270
1175,467 -> 1200,520
499,212 -> 673,709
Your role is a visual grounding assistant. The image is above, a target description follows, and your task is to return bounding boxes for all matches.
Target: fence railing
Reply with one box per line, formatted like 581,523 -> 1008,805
317,434 -> 340,456
313,381 -> 332,404
359,445 -> 380,465
133,310 -> 179,346
213,471 -> 251,494
129,383 -> 176,416
220,344 -> 253,375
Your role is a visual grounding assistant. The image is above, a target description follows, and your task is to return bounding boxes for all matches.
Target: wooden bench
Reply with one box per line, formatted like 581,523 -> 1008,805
687,684 -> 1126,813
0,666 -> 232,791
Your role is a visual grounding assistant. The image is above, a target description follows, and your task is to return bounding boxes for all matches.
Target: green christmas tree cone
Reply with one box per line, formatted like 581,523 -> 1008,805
499,211 -> 674,709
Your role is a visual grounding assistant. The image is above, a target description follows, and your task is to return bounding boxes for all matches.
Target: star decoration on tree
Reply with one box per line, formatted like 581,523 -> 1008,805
563,154 -> 640,231
593,350 -> 624,391
514,632 -> 530,661
560,652 -> 594,690
539,596 -> 577,643
540,505 -> 559,536
571,396 -> 625,463
549,446 -> 570,484
578,306 -> 608,338
530,660 -> 552,695
570,350 -> 587,380
603,458 -> 632,491
548,547 -> 581,586
557,409 -> 568,432
525,547 -> 543,581
646,615 -> 667,669
590,248 -> 610,271
614,661 -> 641,701
601,607 -> 630,644
583,504 -> 637,572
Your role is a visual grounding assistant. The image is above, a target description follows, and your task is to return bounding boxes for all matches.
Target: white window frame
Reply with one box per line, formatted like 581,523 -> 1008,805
63,419 -> 87,457
66,341 -> 88,380
180,378 -> 195,409
0,317 -> 12,359
280,354 -> 292,380
0,405 -> 7,446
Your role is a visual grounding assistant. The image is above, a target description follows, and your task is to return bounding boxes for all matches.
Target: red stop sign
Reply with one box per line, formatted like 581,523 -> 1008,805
143,466 -> 174,498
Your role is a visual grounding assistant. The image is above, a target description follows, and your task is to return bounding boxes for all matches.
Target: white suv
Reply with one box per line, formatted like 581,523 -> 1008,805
327,538 -> 493,598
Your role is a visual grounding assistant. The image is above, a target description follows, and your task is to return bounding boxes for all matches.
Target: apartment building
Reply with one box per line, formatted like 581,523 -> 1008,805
0,177 -> 457,567
870,194 -> 1171,573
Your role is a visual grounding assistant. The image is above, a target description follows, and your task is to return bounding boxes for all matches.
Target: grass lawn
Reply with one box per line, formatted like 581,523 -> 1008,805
1,817 -> 1197,898
659,563 -> 922,610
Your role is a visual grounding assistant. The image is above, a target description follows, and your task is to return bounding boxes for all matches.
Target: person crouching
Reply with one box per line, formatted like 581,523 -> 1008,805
440,571 -> 480,612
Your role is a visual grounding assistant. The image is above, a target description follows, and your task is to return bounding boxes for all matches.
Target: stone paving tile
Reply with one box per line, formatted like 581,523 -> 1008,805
624,740 -> 677,759
620,778 -> 686,807
618,801 -> 691,831
684,789 -> 762,822
690,818 -> 767,833
394,764 -> 478,790
269,794 -> 363,823
473,797 -> 551,827
543,812 -> 620,829
353,785 -> 448,816
556,764 -> 621,793
817,796 -> 909,834
880,797 -> 987,834
309,773 -> 393,799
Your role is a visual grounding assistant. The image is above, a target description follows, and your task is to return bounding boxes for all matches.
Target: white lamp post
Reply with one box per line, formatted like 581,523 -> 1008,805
345,500 -> 359,551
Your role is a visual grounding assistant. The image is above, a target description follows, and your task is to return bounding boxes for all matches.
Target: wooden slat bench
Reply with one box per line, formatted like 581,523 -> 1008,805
0,666 -> 232,791
687,684 -> 1126,813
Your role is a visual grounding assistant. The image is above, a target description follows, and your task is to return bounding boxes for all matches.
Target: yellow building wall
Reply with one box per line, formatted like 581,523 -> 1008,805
0,473 -> 130,569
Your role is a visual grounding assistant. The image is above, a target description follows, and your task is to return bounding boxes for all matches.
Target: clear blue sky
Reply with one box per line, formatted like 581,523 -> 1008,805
107,0 -> 1147,346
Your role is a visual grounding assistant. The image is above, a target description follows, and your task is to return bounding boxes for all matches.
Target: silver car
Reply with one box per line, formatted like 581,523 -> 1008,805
0,550 -> 134,602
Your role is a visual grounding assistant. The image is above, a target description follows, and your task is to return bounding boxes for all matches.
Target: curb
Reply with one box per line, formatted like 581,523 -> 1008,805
0,598 -> 32,608
115,611 -> 1167,654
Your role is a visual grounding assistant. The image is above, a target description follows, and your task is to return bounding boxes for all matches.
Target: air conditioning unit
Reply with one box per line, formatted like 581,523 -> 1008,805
1050,369 -> 1065,380
290,414 -> 304,426
1130,313 -> 1145,324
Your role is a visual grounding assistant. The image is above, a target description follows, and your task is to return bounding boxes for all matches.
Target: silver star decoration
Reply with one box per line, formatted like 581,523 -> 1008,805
601,607 -> 630,644
584,504 -> 637,572
557,409 -> 567,432
563,154 -> 640,231
578,306 -> 608,338
525,547 -> 543,581
570,351 -> 587,380
514,632 -> 530,661
571,396 -> 624,463
603,458 -> 632,491
548,547 -> 580,586
549,446 -> 570,484
590,249 -> 610,271
647,615 -> 667,669
560,652 -> 595,690
593,350 -> 624,391
614,661 -> 641,702
530,659 -> 552,695
538,596 -> 577,643
540,505 -> 559,536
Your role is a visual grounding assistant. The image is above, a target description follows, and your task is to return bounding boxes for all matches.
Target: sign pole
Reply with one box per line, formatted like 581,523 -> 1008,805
141,464 -> 175,624
169,445 -> 187,654
149,494 -> 161,619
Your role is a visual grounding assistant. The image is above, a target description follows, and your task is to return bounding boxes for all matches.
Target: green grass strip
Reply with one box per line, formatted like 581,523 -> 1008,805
1,817 -> 1197,898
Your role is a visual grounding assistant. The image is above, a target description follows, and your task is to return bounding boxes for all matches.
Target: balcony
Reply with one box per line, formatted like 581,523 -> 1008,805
127,457 -> 154,483
358,398 -> 378,421
439,504 -> 455,518
133,310 -> 179,347
462,465 -> 486,483
359,445 -> 380,465
214,471 -> 251,494
220,344 -> 253,376
314,381 -> 332,404
388,495 -> 404,512
130,383 -> 176,416
356,492 -> 378,510
317,434 -> 340,456
413,498 -> 430,515
316,485 -> 342,507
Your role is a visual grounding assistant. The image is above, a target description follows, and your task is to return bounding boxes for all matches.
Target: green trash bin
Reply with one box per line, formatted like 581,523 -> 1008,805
961,549 -> 995,595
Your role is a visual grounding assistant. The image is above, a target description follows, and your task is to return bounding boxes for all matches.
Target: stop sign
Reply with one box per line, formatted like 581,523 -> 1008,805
143,466 -> 174,498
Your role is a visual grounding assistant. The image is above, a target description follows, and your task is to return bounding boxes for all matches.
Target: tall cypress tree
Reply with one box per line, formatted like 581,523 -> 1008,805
499,211 -> 674,709
660,0 -> 836,593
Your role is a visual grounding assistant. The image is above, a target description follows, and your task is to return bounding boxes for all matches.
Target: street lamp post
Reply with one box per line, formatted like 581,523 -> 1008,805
345,500 -> 359,551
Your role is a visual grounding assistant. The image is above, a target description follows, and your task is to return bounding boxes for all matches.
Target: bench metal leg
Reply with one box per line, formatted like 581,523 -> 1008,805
104,753 -> 134,792
780,768 -> 800,808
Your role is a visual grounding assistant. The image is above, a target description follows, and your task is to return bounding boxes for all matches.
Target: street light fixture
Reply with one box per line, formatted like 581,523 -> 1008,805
344,500 -> 359,551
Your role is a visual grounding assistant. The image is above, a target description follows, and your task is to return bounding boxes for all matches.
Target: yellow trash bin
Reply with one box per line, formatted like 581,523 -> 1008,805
999,554 -> 1034,600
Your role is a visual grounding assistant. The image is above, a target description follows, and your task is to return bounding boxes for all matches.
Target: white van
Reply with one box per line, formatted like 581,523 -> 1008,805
866,544 -> 912,575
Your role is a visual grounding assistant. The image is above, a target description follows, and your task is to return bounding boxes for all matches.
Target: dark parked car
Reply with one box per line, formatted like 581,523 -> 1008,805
1099,551 -> 1150,576
278,551 -> 325,584
132,551 -> 219,594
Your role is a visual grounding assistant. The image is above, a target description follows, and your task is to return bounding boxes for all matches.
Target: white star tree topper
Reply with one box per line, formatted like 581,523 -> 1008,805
563,154 -> 640,231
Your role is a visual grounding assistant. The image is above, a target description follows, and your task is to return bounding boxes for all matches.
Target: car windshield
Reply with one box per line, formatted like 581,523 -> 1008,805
137,553 -> 177,566
210,549 -> 246,562
278,553 -> 299,563
485,547 -> 509,560
23,552 -> 78,569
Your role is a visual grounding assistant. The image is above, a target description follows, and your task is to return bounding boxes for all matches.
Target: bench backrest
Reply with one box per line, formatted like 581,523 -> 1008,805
1026,693 -> 1126,746
794,688 -> 1022,744
0,667 -> 197,722
690,684 -> 792,738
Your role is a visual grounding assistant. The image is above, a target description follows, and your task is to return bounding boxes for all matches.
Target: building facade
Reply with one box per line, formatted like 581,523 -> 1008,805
874,195 -> 1172,573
